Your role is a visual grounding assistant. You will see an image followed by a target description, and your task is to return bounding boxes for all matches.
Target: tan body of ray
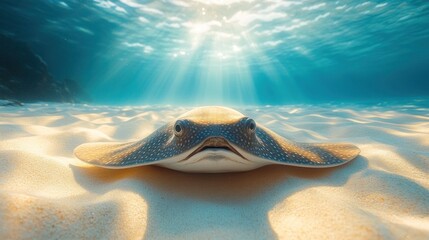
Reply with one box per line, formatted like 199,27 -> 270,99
74,106 -> 360,173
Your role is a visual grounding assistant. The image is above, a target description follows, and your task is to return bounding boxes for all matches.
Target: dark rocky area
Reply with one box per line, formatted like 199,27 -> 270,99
0,34 -> 89,103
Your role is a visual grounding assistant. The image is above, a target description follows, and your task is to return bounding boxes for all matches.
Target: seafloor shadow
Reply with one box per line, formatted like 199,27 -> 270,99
71,156 -> 367,239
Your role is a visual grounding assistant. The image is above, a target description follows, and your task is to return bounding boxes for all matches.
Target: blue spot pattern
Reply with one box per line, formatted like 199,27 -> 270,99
108,117 -> 355,167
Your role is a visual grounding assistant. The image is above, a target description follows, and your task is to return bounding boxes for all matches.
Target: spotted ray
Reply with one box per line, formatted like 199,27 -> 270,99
74,106 -> 360,173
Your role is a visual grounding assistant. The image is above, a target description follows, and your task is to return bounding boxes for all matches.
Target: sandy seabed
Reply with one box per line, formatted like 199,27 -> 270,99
0,100 -> 428,239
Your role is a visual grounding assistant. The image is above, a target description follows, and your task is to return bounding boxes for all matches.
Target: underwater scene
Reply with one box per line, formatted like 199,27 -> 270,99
1,1 -> 429,239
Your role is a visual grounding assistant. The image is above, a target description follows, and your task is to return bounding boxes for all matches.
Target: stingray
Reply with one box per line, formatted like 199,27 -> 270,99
74,106 -> 360,173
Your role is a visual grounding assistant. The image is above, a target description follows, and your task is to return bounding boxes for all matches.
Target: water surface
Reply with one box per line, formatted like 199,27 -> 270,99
1,0 -> 428,105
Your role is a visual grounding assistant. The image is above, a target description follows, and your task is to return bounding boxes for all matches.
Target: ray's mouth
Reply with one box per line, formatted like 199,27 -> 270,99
185,137 -> 246,160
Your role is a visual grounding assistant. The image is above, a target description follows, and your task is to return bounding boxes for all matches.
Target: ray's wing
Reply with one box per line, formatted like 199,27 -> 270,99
253,126 -> 360,168
295,142 -> 360,166
74,141 -> 147,168
74,124 -> 180,168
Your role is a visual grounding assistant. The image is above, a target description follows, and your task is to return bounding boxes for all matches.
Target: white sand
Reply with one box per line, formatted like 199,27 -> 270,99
0,101 -> 428,239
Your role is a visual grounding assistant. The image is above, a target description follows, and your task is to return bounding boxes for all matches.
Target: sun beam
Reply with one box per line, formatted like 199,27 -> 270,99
92,0 -> 343,105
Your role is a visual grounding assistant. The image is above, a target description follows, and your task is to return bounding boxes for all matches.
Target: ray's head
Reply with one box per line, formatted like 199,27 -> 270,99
177,106 -> 246,124
169,106 -> 258,148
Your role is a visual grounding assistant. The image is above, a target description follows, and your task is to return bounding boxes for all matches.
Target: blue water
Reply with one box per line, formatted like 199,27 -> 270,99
1,0 -> 428,105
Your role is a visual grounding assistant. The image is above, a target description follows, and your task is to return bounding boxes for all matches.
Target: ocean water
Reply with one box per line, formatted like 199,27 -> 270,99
2,2 -> 429,239
1,0 -> 429,105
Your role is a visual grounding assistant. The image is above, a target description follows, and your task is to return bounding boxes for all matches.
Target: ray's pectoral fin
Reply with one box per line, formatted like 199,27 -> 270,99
298,142 -> 361,166
256,127 -> 360,168
74,141 -> 144,168
267,141 -> 361,168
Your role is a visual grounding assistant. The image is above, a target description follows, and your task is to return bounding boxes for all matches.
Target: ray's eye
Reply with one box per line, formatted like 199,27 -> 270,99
175,124 -> 182,132
174,120 -> 185,137
245,118 -> 256,134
